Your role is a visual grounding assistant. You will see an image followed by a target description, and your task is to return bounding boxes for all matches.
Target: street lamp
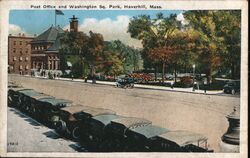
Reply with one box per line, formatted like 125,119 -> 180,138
192,64 -> 196,91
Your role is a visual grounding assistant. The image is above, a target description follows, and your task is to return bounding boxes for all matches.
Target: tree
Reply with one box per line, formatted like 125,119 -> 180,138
102,51 -> 123,79
85,31 -> 105,83
213,11 -> 241,79
183,10 -> 240,82
128,13 -> 179,83
104,40 -> 142,73
59,31 -> 89,77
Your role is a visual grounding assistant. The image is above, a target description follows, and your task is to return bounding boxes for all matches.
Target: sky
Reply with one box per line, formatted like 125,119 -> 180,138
9,10 -> 183,48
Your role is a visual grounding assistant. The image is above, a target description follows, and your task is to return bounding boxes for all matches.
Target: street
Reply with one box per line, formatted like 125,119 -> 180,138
8,74 -> 240,152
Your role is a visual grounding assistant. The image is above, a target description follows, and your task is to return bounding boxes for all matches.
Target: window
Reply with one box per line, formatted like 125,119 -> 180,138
25,65 -> 29,69
20,41 -> 22,45
26,49 -> 28,53
19,57 -> 22,61
19,65 -> 23,70
25,57 -> 29,61
13,48 -> 16,53
13,56 -> 16,61
13,41 -> 16,45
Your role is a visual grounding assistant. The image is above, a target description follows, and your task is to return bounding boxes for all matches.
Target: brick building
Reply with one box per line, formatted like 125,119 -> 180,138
8,34 -> 34,75
30,15 -> 78,74
30,26 -> 64,71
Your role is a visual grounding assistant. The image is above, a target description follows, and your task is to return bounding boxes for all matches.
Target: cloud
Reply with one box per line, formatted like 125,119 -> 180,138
176,13 -> 189,25
64,15 -> 142,48
9,24 -> 31,36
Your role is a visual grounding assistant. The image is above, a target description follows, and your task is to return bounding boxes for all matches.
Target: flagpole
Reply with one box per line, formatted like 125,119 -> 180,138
55,10 -> 56,26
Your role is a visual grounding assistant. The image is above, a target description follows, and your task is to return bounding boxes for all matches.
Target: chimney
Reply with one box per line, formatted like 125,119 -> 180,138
69,15 -> 78,32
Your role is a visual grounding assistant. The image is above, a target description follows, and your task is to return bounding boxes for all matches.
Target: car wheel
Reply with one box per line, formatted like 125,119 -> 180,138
55,120 -> 67,133
72,126 -> 81,139
231,89 -> 236,95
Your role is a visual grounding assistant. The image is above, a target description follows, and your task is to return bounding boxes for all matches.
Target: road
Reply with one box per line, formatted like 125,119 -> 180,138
8,75 -> 240,152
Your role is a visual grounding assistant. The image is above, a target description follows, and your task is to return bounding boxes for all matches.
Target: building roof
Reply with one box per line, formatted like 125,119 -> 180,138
31,26 -> 64,43
46,33 -> 64,52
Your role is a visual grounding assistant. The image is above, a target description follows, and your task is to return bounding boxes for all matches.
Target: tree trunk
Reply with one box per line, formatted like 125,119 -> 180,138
154,65 -> 158,81
231,62 -> 235,79
91,65 -> 96,84
174,67 -> 177,83
206,67 -> 212,84
162,62 -> 165,83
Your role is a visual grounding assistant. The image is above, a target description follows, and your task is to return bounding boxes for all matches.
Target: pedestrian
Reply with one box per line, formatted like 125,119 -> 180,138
71,74 -> 74,80
204,78 -> 207,94
171,81 -> 174,89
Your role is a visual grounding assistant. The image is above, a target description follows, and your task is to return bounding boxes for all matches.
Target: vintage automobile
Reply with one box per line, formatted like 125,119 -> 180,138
17,89 -> 47,113
35,98 -> 72,126
79,114 -> 123,150
116,77 -> 134,88
53,104 -> 93,138
8,82 -> 22,106
100,117 -> 152,151
28,94 -> 55,118
147,130 -> 212,152
124,124 -> 169,151
223,80 -> 240,95
73,107 -> 116,142
8,87 -> 33,108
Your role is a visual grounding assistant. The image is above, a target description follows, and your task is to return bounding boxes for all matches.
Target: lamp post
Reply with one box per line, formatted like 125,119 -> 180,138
192,64 -> 195,91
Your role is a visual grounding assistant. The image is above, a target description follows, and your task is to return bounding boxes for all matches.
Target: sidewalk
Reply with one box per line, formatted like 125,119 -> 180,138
47,76 -> 223,95
13,74 -> 226,95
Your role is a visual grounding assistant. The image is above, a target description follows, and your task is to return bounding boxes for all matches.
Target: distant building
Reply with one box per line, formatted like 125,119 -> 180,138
30,15 -> 79,73
30,26 -> 64,71
8,33 -> 34,75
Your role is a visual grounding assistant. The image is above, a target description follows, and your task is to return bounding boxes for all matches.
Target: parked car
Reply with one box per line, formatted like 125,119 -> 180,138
36,98 -> 72,126
8,87 -> 33,108
81,114 -> 122,150
116,77 -> 134,88
18,89 -> 46,113
148,130 -> 212,152
74,107 -> 116,142
29,95 -> 55,118
124,124 -> 168,151
53,104 -> 93,138
223,80 -> 240,95
100,117 -> 152,151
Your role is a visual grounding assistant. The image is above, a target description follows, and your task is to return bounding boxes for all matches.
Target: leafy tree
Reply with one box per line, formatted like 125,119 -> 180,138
184,10 -> 241,82
101,51 -> 123,79
213,10 -> 241,79
128,13 -> 179,83
104,40 -> 142,73
59,31 -> 89,77
85,31 -> 105,83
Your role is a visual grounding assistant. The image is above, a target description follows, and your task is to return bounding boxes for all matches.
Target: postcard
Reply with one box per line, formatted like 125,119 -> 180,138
0,0 -> 248,157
